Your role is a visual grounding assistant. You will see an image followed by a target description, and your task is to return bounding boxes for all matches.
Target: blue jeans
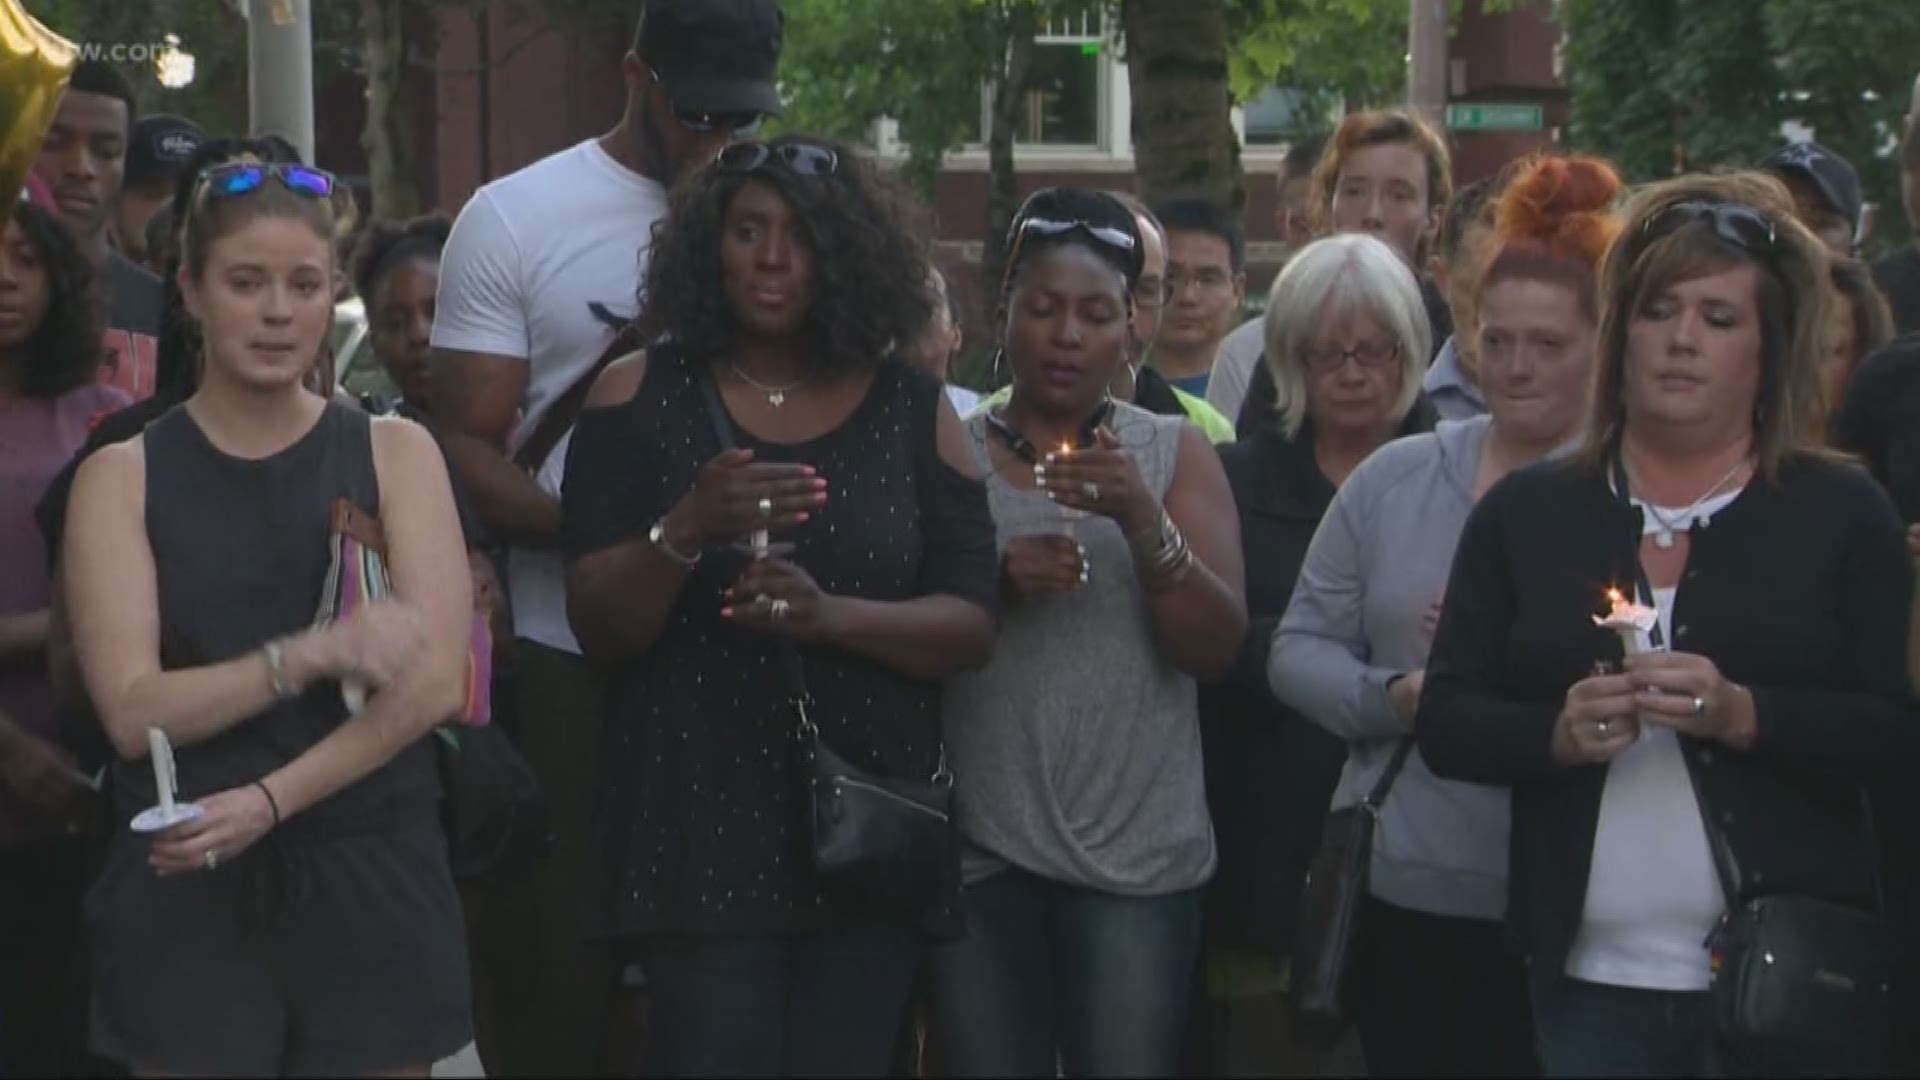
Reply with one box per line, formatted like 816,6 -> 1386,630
926,868 -> 1201,1078
638,924 -> 920,1077
1531,976 -> 1714,1078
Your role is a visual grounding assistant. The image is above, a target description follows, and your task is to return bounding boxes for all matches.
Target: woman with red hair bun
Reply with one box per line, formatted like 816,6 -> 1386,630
1271,154 -> 1621,1077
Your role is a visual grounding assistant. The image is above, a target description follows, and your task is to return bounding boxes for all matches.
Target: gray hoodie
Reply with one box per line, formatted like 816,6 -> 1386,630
1269,416 -> 1509,921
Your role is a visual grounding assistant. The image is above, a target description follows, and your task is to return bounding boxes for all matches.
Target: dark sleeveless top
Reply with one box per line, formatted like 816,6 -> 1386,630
109,402 -> 438,835
562,350 -> 999,937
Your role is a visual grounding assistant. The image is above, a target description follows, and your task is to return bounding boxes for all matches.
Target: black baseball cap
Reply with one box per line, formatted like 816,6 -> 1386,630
127,115 -> 206,189
636,0 -> 784,117
1760,141 -> 1863,232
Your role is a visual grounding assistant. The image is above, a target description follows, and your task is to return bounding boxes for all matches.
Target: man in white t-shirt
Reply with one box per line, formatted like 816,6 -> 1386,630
428,1 -> 784,1073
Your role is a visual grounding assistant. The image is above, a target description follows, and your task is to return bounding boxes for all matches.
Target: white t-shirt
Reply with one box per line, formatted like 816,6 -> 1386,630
1566,489 -> 1740,991
432,140 -> 670,653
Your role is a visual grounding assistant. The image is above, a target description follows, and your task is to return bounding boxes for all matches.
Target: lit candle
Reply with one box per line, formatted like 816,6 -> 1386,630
1592,587 -> 1658,658
147,727 -> 175,818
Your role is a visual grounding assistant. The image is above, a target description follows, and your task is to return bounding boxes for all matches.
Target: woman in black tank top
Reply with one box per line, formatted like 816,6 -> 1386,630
60,163 -> 474,1075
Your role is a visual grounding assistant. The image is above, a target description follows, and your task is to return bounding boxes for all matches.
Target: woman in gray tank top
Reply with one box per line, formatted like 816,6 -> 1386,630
927,188 -> 1247,1078
61,162 -> 474,1075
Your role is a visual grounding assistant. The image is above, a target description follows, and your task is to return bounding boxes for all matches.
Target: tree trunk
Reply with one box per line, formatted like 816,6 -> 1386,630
360,0 -> 419,220
1121,0 -> 1242,210
982,0 -> 1038,310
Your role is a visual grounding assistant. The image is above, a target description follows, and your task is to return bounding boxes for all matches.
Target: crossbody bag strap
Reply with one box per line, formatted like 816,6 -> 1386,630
695,364 -> 815,735
511,303 -> 642,474
1362,737 -> 1417,810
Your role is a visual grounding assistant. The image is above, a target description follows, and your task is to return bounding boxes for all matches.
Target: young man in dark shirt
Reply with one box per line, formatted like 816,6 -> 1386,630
31,60 -> 163,400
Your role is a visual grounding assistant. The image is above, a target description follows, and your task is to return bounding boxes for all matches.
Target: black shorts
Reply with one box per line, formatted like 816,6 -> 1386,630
85,814 -> 471,1075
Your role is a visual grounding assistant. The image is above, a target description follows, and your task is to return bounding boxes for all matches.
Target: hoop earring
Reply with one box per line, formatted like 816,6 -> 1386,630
991,347 -> 1006,386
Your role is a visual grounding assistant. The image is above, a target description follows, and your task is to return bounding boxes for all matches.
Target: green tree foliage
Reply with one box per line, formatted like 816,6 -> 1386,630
1562,0 -> 1920,250
1225,0 -> 1407,138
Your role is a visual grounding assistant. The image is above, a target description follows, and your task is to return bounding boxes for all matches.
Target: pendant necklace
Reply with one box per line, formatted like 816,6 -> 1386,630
731,363 -> 807,408
1637,458 -> 1747,550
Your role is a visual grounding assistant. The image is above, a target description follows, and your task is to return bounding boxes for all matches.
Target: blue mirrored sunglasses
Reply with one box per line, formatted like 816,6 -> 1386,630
199,162 -> 336,200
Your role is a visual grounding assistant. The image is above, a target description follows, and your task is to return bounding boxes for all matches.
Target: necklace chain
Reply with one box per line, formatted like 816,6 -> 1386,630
729,363 -> 807,408
1633,458 -> 1748,543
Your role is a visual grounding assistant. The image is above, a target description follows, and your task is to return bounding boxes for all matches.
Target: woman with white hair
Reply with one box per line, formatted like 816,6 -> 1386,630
1271,155 -> 1624,1077
1194,232 -> 1435,1069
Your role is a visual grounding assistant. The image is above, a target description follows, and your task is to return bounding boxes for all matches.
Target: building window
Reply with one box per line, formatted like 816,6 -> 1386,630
979,2 -> 1108,149
1018,41 -> 1102,145
1242,86 -> 1312,146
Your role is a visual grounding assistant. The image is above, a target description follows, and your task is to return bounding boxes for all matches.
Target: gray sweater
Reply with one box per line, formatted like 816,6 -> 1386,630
1269,416 -> 1510,921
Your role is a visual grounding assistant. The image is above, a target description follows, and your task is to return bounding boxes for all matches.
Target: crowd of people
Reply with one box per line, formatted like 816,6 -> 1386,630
5,0 -> 1920,1077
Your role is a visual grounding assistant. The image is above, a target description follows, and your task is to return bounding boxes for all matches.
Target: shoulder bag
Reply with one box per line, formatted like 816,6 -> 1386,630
1288,736 -> 1416,1048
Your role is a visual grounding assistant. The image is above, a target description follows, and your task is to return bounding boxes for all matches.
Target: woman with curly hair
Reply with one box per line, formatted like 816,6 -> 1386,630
560,134 -> 1000,1077
352,214 -> 450,417
1273,154 -> 1623,1076
0,197 -> 130,1077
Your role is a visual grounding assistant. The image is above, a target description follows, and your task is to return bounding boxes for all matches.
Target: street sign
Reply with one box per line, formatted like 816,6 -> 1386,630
1446,103 -> 1544,132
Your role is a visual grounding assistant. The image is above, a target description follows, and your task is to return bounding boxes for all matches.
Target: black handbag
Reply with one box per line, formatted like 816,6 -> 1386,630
1692,779 -> 1894,1074
1610,458 -> 1895,1074
1287,737 -> 1415,1049
434,702 -> 552,881
696,367 -> 963,938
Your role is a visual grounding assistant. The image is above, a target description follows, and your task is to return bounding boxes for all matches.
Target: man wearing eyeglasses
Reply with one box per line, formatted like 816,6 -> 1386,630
1151,197 -> 1247,400
428,1 -> 783,1074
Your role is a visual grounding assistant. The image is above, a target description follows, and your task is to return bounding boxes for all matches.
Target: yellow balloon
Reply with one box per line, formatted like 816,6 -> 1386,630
0,0 -> 75,209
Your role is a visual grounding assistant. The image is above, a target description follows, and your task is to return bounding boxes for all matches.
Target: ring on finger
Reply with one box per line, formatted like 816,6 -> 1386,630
1082,480 -> 1100,502
770,597 -> 791,621
758,496 -> 773,519
1691,694 -> 1707,718
1596,719 -> 1612,735
204,848 -> 220,871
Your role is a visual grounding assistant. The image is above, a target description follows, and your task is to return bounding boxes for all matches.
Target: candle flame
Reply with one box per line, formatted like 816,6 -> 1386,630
1605,587 -> 1626,611
1059,441 -> 1073,455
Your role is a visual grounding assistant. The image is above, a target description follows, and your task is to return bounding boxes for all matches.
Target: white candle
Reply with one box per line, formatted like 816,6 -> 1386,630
1592,587 -> 1658,658
147,727 -> 174,817
750,528 -> 770,559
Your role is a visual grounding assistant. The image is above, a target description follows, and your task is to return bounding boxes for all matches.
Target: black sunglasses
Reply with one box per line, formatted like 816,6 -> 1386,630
715,141 -> 840,179
1642,200 -> 1777,258
198,162 -> 336,200
649,69 -> 764,135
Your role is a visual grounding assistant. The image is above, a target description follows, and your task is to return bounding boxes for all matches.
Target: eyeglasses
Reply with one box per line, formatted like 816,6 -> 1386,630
1167,267 -> 1235,294
1642,200 -> 1777,259
1302,339 -> 1400,373
1134,278 -> 1171,309
715,141 -> 840,178
198,162 -> 336,200
650,69 -> 765,135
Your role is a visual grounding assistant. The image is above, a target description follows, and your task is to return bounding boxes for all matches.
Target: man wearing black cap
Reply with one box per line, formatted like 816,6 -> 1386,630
430,1 -> 782,1074
1759,140 -> 1864,260
114,114 -> 204,273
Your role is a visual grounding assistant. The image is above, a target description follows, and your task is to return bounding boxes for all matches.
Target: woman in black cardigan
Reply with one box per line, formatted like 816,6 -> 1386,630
1418,172 -> 1913,1079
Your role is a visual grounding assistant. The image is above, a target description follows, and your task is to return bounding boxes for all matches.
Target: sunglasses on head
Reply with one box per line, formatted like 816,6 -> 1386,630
199,162 -> 336,200
1642,200 -> 1777,259
649,69 -> 765,135
1015,215 -> 1137,256
715,141 -> 840,179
